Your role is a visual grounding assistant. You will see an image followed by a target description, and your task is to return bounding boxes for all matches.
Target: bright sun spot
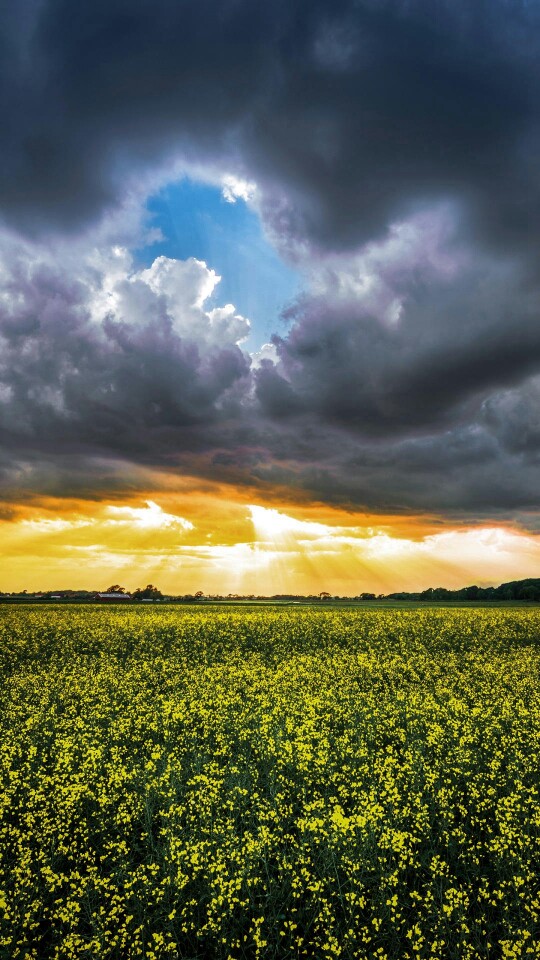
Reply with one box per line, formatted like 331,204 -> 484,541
248,505 -> 334,542
4,500 -> 540,596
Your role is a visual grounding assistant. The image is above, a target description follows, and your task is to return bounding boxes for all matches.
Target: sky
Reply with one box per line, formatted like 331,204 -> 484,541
0,0 -> 539,595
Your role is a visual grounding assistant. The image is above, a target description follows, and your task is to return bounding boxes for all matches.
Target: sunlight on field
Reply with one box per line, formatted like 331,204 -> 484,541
1,606 -> 540,959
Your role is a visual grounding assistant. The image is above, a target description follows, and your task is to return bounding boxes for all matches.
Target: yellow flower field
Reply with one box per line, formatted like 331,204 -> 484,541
1,605 -> 539,959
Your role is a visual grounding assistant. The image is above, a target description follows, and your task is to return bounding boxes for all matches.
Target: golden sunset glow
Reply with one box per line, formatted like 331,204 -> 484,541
1,493 -> 539,595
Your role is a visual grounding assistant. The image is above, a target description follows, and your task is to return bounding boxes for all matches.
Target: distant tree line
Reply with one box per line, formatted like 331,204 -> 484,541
104,584 -> 165,600
1,578 -> 539,602
386,578 -> 540,602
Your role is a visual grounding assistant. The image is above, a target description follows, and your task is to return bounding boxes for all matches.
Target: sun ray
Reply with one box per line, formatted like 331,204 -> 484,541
1,496 -> 539,596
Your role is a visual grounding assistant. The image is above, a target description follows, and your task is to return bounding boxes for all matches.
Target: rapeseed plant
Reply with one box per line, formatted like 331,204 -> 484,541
0,606 -> 539,958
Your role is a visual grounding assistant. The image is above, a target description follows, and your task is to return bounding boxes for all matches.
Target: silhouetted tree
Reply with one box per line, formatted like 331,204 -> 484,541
133,584 -> 163,601
519,585 -> 540,601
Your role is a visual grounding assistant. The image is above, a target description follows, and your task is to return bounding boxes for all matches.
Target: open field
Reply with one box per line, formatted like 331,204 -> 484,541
1,606 -> 540,960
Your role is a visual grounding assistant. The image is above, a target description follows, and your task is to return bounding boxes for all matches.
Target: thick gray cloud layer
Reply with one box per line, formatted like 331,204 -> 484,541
2,0 -> 540,251
0,0 -> 540,524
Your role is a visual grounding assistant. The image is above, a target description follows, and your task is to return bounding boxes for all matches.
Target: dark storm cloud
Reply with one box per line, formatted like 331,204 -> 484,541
244,415 -> 540,521
258,250 -> 540,438
0,240 -> 539,524
0,247 -> 251,472
480,378 -> 540,459
0,0 -> 539,254
1,0 -> 540,525
244,220 -> 540,522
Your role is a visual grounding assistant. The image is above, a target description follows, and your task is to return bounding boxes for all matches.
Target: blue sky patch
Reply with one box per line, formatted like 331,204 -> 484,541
136,178 -> 300,348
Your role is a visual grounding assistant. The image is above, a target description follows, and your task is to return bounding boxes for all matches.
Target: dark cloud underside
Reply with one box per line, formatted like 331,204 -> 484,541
0,0 -> 539,525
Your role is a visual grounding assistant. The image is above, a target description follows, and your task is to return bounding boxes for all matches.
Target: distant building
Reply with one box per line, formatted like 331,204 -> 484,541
96,592 -> 132,602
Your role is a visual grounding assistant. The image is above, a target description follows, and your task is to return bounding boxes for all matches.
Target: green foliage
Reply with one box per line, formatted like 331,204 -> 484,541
387,578 -> 540,603
0,607 -> 539,959
132,584 -> 163,601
